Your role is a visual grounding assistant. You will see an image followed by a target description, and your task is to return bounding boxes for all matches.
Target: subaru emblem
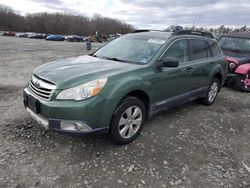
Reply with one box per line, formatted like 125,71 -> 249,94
35,80 -> 40,88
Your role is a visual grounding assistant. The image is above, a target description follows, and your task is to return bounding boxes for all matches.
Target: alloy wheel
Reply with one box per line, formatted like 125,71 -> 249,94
208,82 -> 218,103
118,106 -> 142,139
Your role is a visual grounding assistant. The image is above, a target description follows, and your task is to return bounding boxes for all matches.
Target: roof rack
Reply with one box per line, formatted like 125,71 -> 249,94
174,30 -> 214,39
131,29 -> 163,33
131,29 -> 214,39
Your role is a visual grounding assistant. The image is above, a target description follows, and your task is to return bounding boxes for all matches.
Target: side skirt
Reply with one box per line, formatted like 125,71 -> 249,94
149,87 -> 208,118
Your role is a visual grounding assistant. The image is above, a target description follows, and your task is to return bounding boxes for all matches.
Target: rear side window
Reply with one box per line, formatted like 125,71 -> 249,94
163,39 -> 189,63
208,40 -> 221,56
189,39 -> 207,61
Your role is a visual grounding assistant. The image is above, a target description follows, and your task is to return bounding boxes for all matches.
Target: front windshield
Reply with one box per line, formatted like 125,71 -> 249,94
219,36 -> 250,57
93,34 -> 166,64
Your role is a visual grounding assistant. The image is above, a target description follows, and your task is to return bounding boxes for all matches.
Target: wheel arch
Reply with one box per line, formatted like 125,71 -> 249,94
121,90 -> 150,116
212,72 -> 223,91
108,89 -> 150,135
102,75 -> 153,124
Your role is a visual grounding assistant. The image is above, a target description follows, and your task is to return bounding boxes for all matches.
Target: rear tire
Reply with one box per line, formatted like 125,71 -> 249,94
110,96 -> 146,145
201,78 -> 220,106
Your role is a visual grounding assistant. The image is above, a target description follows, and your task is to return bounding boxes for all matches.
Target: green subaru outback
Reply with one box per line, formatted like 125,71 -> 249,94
23,30 -> 227,144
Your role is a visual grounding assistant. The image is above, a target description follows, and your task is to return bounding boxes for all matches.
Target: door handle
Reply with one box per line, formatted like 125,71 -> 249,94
185,67 -> 193,74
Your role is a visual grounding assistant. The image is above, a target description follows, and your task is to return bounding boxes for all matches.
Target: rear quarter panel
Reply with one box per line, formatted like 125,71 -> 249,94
210,55 -> 227,84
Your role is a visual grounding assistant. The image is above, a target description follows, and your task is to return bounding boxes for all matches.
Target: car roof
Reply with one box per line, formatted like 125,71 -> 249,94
221,32 -> 250,39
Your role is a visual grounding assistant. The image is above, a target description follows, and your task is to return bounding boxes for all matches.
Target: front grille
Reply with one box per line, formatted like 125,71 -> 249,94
28,76 -> 56,100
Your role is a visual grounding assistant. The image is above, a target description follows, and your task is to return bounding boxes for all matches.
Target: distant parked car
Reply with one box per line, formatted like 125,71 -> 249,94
82,36 -> 91,42
28,33 -> 46,39
90,34 -> 108,43
16,33 -> 29,37
3,31 -> 16,36
66,35 -> 84,42
46,34 -> 65,41
108,33 -> 121,41
219,32 -> 250,92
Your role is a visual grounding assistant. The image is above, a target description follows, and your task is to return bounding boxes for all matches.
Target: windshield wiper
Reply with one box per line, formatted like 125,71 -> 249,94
95,56 -> 141,64
102,57 -> 126,62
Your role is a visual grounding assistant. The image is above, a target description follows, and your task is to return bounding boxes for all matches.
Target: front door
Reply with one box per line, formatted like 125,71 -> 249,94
151,39 -> 193,103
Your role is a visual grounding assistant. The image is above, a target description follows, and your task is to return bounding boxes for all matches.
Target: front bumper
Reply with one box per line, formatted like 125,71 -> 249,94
23,88 -> 109,135
226,73 -> 237,84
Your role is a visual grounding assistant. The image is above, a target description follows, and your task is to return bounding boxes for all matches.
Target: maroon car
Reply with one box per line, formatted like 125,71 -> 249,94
2,31 -> 16,36
219,33 -> 250,92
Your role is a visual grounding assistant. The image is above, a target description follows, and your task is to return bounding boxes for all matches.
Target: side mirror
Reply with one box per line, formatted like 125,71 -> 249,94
161,57 -> 179,67
156,57 -> 179,71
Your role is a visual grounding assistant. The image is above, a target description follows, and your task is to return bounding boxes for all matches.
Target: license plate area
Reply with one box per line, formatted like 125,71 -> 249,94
24,92 -> 40,114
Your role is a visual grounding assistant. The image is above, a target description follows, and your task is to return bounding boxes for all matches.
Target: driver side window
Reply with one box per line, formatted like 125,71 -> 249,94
163,39 -> 189,63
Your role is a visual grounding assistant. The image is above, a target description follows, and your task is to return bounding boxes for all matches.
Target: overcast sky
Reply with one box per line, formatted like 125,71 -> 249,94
0,0 -> 249,29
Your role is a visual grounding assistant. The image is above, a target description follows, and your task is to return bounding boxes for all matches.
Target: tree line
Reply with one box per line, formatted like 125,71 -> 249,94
0,4 -> 134,35
1,4 -> 249,36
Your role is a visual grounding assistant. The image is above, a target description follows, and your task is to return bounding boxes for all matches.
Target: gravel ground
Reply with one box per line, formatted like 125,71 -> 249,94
0,36 -> 250,188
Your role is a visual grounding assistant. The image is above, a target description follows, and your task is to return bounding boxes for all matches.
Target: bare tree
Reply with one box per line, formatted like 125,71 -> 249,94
0,4 -> 134,35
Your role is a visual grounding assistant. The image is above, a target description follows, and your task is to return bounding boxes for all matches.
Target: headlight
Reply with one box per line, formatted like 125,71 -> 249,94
229,62 -> 236,70
56,78 -> 107,101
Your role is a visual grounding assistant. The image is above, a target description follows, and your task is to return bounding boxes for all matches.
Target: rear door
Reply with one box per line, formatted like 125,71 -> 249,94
188,38 -> 213,89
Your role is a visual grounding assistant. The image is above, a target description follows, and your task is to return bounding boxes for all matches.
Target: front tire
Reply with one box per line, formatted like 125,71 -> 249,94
110,96 -> 146,145
234,72 -> 250,92
202,78 -> 220,106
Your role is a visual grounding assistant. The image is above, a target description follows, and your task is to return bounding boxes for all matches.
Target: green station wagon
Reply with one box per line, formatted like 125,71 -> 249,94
23,30 -> 227,144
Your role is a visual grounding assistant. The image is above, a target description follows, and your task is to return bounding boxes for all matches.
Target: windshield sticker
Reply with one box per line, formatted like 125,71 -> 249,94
147,39 -> 165,44
139,59 -> 148,63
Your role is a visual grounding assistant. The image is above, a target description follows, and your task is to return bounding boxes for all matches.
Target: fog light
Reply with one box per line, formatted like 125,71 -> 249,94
75,122 -> 91,131
60,121 -> 92,132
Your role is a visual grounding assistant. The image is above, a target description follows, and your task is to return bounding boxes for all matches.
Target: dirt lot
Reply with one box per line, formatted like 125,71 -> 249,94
0,36 -> 250,188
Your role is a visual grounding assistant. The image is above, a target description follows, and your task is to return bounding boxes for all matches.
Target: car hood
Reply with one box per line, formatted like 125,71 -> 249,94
34,55 -> 141,89
225,55 -> 250,65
